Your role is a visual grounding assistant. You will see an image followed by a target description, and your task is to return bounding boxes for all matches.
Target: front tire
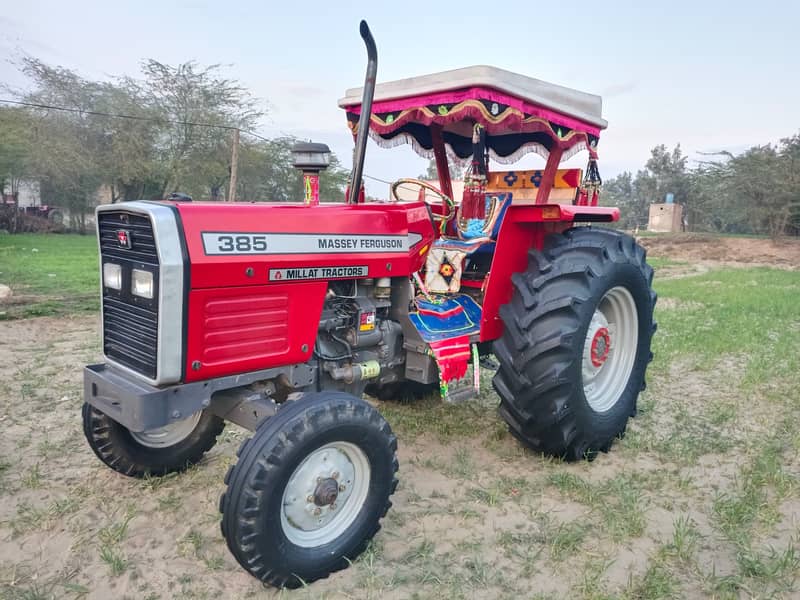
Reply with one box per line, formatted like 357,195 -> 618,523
492,227 -> 656,461
82,403 -> 224,477
219,392 -> 398,588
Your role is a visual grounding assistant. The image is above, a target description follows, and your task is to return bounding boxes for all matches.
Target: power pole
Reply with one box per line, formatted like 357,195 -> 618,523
228,128 -> 240,202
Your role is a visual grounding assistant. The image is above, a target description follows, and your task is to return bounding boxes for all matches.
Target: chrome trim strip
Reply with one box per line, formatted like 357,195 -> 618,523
96,201 -> 184,386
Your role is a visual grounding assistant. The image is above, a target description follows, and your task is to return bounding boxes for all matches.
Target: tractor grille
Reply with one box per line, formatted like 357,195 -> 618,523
103,297 -> 158,378
98,210 -> 159,379
98,212 -> 158,264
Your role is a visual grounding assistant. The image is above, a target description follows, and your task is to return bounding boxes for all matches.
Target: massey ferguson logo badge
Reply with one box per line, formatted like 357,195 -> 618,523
117,229 -> 132,249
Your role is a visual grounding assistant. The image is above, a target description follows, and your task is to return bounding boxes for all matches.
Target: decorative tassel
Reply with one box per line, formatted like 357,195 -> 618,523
460,124 -> 488,219
576,157 -> 602,207
461,177 -> 486,219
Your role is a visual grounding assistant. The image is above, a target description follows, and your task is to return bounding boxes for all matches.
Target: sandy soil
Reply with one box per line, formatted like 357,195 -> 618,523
1,235 -> 798,599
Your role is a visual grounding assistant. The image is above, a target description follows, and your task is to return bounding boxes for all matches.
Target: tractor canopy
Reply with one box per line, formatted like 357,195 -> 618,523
338,65 -> 607,164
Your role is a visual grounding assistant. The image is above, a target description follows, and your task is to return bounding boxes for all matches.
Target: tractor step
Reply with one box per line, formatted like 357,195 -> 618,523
429,338 -> 481,404
442,383 -> 478,404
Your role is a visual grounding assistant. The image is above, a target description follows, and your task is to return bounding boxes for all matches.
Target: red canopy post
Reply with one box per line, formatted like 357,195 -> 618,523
535,146 -> 564,204
430,124 -> 453,200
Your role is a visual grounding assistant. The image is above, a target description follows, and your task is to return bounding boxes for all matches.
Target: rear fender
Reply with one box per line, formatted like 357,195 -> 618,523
479,204 -> 619,341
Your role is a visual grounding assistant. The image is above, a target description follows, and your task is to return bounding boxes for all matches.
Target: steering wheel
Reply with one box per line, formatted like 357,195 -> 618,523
390,178 -> 456,232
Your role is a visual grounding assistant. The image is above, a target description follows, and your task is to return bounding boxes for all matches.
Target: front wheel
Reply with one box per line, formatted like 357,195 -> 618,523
493,227 -> 656,461
82,403 -> 225,477
219,392 -> 398,588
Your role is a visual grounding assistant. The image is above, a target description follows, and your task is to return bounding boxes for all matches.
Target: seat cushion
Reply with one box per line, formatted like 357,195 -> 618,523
456,193 -> 512,241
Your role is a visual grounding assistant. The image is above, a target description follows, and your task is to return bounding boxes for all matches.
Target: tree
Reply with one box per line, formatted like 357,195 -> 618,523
236,137 -> 349,202
140,60 -> 262,199
601,171 -> 637,228
417,158 -> 464,182
2,54 -> 353,231
0,107 -> 34,231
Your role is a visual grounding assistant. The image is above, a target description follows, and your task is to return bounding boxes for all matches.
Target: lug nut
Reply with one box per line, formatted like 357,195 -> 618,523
339,484 -> 346,492
332,471 -> 339,480
307,495 -> 314,503
331,503 -> 337,510
313,507 -> 321,516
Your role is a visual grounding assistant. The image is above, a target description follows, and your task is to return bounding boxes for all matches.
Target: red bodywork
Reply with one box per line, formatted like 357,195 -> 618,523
177,201 -> 435,381
174,200 -> 617,382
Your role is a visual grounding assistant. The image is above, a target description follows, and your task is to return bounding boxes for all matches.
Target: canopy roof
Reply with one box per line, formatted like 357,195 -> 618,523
339,65 -> 606,164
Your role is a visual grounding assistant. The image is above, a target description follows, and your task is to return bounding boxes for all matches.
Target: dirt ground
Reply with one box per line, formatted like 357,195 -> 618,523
1,234 -> 799,600
638,233 -> 800,268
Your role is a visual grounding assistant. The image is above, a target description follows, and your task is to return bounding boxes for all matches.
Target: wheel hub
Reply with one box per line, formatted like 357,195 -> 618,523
581,286 -> 639,413
280,441 -> 371,548
590,327 -> 611,367
583,311 -> 611,383
313,477 -> 340,506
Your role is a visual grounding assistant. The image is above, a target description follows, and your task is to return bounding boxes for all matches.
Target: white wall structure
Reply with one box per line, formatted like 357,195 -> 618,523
2,180 -> 41,207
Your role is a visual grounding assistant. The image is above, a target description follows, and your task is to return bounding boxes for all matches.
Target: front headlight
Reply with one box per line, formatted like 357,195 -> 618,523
131,269 -> 154,299
103,263 -> 122,290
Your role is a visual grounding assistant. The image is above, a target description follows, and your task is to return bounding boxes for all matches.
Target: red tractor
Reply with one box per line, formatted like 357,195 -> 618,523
82,22 -> 655,588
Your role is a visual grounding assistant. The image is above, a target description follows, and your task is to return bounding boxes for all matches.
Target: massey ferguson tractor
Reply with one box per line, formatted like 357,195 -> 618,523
82,21 -> 656,588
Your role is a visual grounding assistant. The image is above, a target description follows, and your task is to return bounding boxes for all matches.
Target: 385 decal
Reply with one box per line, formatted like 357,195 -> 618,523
214,234 -> 268,253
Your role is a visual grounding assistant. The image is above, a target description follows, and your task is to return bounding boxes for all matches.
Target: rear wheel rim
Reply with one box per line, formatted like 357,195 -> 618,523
582,286 -> 639,412
129,412 -> 202,448
280,441 -> 371,548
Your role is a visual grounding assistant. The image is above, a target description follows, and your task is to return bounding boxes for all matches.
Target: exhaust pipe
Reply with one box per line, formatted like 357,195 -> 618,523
347,20 -> 377,205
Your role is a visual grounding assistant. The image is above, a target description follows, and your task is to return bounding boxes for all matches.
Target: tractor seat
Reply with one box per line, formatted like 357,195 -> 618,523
456,193 -> 512,247
424,194 -> 512,294
438,193 -> 512,252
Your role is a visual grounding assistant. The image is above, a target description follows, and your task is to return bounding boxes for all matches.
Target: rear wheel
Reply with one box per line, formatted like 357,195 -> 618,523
220,392 -> 398,588
82,403 -> 224,477
492,227 -> 656,460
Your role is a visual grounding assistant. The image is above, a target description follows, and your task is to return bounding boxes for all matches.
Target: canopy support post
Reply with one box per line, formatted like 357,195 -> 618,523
430,124 -> 453,200
535,146 -> 564,204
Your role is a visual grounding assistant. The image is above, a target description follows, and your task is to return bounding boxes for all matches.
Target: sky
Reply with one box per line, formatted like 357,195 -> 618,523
2,0 -> 798,197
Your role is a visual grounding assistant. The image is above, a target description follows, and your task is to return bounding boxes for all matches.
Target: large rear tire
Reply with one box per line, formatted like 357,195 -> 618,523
219,392 -> 398,588
492,227 -> 656,461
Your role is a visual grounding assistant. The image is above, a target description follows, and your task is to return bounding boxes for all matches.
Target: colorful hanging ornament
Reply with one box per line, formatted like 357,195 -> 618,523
577,157 -> 602,206
460,124 -> 487,219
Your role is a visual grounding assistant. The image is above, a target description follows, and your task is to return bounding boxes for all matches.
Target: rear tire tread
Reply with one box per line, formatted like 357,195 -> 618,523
492,227 -> 656,461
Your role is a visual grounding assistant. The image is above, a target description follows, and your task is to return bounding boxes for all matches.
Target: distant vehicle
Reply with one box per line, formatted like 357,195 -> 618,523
1,195 -> 63,224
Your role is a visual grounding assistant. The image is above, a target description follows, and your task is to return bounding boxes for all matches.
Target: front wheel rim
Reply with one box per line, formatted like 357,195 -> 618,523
582,286 -> 639,412
280,441 -> 371,548
129,412 -> 202,448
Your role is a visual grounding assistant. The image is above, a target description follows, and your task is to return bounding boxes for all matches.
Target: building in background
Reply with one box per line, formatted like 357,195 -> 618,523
648,202 -> 684,232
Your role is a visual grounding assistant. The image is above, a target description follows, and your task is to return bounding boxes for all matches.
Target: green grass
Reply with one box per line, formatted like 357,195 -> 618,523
652,267 -> 800,384
547,472 -> 651,541
646,257 -> 688,269
0,233 -> 99,319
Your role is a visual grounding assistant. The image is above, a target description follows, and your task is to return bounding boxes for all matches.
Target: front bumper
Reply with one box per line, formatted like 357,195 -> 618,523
84,362 -> 317,432
84,363 -> 213,432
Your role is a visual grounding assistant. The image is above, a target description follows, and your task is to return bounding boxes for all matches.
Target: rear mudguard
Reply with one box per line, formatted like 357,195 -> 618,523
479,204 -> 619,341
